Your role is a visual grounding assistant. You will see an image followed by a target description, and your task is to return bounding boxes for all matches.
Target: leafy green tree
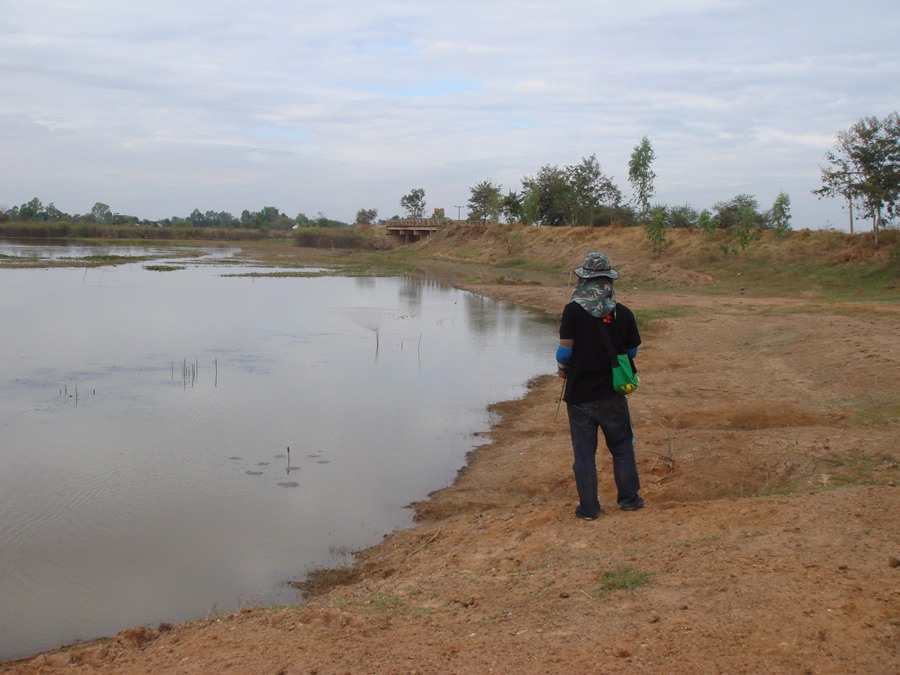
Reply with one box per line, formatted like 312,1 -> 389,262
91,202 -> 112,224
18,197 -> 44,221
356,208 -> 378,225
45,203 -> 67,221
217,211 -> 238,228
698,209 -> 715,236
645,205 -> 668,254
521,165 -> 573,226
567,154 -> 622,226
711,194 -> 763,230
501,191 -> 523,224
467,180 -> 503,224
628,137 -> 656,226
815,112 -> 899,243
521,189 -> 541,226
668,204 -> 699,229
189,208 -> 209,227
768,192 -> 792,234
400,188 -> 426,219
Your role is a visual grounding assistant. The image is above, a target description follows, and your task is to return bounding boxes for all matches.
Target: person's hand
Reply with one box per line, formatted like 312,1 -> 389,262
557,368 -> 568,379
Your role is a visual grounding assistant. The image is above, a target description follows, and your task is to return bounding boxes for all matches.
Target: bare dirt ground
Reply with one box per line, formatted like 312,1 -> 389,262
3,229 -> 898,674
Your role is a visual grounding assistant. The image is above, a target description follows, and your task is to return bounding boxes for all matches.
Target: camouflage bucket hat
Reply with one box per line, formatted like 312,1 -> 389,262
572,252 -> 618,318
573,252 -> 619,280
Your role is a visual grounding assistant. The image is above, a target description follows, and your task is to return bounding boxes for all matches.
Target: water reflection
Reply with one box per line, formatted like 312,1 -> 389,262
0,240 -> 240,261
0,247 -> 555,660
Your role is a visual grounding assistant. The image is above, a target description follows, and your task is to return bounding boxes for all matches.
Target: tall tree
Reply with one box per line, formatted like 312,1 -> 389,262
400,188 -> 426,219
567,154 -> 622,226
355,208 -> 378,225
628,136 -> 656,226
768,192 -> 792,234
18,197 -> 44,221
521,165 -> 573,226
816,112 -> 899,242
91,202 -> 112,224
501,190 -> 523,224
467,180 -> 503,224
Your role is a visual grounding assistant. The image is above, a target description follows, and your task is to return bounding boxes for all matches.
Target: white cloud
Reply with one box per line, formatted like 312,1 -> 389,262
1,0 -> 897,227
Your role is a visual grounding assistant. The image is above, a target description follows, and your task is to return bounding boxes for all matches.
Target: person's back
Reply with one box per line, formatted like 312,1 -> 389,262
560,301 -> 639,405
556,252 -> 644,519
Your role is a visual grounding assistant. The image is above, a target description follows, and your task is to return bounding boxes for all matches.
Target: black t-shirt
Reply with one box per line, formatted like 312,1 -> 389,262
559,301 -> 641,404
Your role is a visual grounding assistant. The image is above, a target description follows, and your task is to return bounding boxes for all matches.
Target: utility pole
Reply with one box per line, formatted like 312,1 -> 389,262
455,205 -> 463,222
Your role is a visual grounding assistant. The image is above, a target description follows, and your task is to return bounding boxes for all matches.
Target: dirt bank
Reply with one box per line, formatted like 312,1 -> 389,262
3,227 -> 898,674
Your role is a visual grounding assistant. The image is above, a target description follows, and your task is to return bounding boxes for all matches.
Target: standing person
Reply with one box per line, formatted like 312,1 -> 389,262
556,252 -> 644,520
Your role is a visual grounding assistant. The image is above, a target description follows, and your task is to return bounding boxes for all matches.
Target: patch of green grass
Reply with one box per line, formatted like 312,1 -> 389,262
634,306 -> 695,335
827,394 -> 899,428
593,567 -> 651,594
144,265 -> 184,272
817,452 -> 899,487
290,564 -> 360,598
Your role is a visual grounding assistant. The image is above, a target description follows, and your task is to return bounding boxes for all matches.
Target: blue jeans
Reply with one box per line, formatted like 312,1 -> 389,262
567,396 -> 642,516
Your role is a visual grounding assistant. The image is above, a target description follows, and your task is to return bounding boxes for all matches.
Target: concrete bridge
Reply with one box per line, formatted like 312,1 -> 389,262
383,219 -> 445,243
383,219 -> 444,242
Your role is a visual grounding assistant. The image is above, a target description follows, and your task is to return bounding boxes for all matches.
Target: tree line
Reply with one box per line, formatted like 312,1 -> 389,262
0,201 -> 345,231
4,113 -> 896,248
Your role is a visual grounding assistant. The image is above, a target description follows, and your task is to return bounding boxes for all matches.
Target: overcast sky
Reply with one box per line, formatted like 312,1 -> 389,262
2,0 -> 898,228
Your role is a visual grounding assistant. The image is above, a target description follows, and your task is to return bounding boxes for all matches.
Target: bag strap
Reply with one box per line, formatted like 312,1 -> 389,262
596,317 -> 620,370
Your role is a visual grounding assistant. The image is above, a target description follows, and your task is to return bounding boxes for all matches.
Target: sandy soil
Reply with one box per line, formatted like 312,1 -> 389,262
3,249 -> 898,673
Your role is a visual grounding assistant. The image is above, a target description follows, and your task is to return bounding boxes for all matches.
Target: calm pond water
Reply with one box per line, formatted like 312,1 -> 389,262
0,244 -> 556,660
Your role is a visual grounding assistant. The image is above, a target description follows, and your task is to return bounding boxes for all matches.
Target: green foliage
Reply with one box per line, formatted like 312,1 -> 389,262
698,209 -> 715,235
356,208 -> 378,225
769,192 -> 792,234
667,204 -> 699,229
816,452 -> 898,487
0,221 -> 272,245
400,188 -> 426,219
628,136 -> 656,225
644,204 -> 668,254
520,155 -> 622,226
521,165 -> 572,226
816,111 -> 899,241
91,202 -> 112,224
711,194 -> 763,230
521,189 -> 541,226
467,179 -> 503,224
188,209 -> 240,228
594,567 -> 651,593
501,190 -> 523,224
566,154 -> 622,225
711,194 -> 764,254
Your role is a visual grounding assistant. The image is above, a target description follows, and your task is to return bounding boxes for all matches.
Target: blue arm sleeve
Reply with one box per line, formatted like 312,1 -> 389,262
624,346 -> 638,359
556,345 -> 573,369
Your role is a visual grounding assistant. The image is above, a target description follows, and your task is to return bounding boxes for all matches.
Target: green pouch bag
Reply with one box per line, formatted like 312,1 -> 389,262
599,319 -> 640,395
612,353 -> 640,395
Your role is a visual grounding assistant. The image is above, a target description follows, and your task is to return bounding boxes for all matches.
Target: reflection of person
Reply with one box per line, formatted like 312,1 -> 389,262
556,252 -> 644,520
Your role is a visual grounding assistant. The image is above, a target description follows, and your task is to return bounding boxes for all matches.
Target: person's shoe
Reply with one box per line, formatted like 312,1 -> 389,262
619,498 -> 645,511
575,507 -> 601,520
